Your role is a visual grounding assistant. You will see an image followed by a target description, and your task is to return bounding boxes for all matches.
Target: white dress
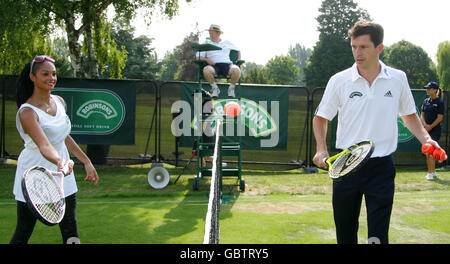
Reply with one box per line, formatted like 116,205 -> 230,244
13,94 -> 77,202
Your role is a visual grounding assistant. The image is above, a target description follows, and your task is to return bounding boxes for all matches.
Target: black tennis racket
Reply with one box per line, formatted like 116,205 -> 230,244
21,160 -> 73,226
324,141 -> 374,181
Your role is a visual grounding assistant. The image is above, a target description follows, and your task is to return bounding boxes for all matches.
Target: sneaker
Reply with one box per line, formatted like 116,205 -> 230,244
211,87 -> 220,97
426,172 -> 437,180
228,85 -> 235,97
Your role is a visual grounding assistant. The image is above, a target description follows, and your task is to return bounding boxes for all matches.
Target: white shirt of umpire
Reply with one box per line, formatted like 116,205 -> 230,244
315,61 -> 417,158
196,40 -> 238,64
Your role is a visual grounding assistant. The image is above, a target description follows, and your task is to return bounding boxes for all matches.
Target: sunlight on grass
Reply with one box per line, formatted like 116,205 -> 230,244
0,164 -> 449,244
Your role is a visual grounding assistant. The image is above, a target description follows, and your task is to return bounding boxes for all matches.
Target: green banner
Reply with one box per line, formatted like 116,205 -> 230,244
52,78 -> 136,145
397,89 -> 428,151
178,83 -> 288,150
331,89 -> 427,152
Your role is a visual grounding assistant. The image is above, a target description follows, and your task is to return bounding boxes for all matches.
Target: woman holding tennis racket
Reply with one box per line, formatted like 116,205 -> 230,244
312,21 -> 442,244
10,55 -> 99,244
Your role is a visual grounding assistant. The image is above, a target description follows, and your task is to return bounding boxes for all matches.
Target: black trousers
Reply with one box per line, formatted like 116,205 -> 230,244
10,193 -> 79,244
332,155 -> 395,244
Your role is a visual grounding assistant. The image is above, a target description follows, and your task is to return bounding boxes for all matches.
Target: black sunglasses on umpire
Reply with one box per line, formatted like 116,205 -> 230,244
30,55 -> 55,74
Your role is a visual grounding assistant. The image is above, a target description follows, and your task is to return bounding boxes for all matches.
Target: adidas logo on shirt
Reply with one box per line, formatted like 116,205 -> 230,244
384,91 -> 393,97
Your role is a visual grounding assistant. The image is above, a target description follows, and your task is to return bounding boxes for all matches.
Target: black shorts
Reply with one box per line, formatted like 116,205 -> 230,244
202,135 -> 215,149
212,63 -> 231,76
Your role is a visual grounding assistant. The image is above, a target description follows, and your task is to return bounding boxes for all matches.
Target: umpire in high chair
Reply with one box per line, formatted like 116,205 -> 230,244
312,21 -> 443,244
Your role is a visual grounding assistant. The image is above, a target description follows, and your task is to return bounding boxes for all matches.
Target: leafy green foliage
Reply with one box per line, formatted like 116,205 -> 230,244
241,62 -> 268,84
304,36 -> 354,87
159,50 -> 182,81
51,38 -> 74,77
316,0 -> 370,40
174,31 -> 200,81
437,41 -> 450,91
265,55 -> 300,85
304,0 -> 371,87
383,40 -> 437,89
0,0 -> 54,74
85,15 -> 127,79
288,44 -> 312,86
111,21 -> 161,80
0,0 -> 188,78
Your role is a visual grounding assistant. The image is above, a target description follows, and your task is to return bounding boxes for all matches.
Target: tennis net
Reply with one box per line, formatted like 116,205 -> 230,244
203,119 -> 222,244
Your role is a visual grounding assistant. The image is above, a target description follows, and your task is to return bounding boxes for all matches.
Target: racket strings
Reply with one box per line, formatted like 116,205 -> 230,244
24,169 -> 65,223
35,200 -> 65,222
330,144 -> 372,178
330,154 -> 364,177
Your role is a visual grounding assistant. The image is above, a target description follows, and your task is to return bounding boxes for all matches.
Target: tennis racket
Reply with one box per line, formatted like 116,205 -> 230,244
21,160 -> 73,226
324,141 -> 374,181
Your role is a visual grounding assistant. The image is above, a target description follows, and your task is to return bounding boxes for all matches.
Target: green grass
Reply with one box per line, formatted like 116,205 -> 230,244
0,163 -> 449,244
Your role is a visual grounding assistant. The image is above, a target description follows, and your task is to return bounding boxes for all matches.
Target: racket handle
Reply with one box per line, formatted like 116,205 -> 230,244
322,157 -> 332,168
61,160 -> 74,176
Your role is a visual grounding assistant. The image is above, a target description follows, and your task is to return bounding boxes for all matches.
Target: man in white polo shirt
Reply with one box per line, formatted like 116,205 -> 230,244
197,24 -> 241,98
312,21 -> 442,244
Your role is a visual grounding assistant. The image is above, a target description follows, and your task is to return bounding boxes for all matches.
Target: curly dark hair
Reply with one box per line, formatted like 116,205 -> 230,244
348,20 -> 384,47
16,62 -> 34,108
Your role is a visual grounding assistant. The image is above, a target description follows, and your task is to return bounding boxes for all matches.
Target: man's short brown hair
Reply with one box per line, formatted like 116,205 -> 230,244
348,21 -> 384,47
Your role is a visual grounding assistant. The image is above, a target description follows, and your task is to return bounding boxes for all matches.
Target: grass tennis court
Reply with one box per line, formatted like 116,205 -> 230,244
0,163 -> 449,244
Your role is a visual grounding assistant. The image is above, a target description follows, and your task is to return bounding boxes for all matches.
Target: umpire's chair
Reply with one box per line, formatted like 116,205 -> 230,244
193,49 -> 245,98
191,47 -> 245,192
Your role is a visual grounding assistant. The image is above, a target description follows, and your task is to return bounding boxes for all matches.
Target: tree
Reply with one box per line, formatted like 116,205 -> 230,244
265,55 -> 300,85
383,40 -> 437,89
316,0 -> 370,40
159,50 -> 182,81
437,41 -> 450,91
241,62 -> 268,84
0,0 -> 53,74
174,31 -> 200,81
111,22 -> 160,79
288,44 -> 312,86
0,0 -> 189,164
91,15 -> 128,79
52,37 -> 75,77
7,0 -> 189,78
158,29 -> 200,82
304,0 -> 370,87
304,36 -> 353,87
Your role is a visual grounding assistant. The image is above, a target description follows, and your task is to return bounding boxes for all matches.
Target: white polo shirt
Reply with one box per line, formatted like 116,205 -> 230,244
315,61 -> 417,157
197,40 -> 238,64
